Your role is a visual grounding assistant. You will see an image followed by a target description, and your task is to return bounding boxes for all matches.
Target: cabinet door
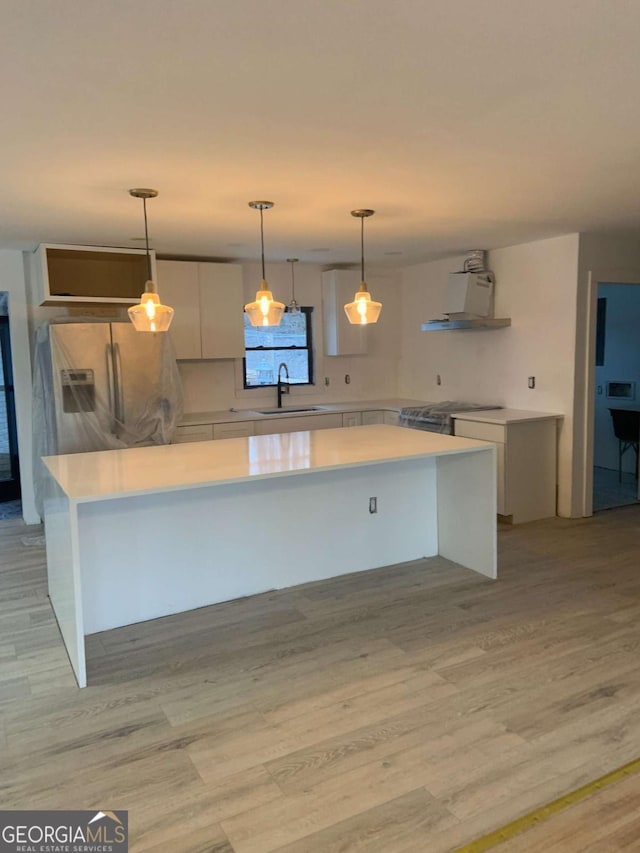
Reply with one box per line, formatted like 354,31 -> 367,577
199,263 -> 245,359
342,412 -> 362,427
157,261 -> 202,359
362,410 -> 384,425
322,270 -> 368,356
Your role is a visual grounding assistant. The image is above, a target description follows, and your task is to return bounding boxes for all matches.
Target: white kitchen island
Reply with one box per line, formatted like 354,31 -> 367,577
42,424 -> 497,688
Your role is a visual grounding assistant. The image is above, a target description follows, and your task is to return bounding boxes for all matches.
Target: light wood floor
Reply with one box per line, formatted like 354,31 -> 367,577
2,508 -> 640,852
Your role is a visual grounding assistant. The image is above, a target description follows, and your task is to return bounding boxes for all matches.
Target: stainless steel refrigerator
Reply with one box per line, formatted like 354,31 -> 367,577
34,320 -> 183,457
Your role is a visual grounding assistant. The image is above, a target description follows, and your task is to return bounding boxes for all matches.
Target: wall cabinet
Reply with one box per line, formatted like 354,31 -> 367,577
157,260 -> 245,360
322,270 -> 368,356
33,244 -> 155,306
452,415 -> 558,523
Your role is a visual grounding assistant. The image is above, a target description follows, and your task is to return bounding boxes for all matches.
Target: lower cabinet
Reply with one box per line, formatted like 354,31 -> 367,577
361,410 -> 386,425
175,408 -> 402,445
452,417 -> 557,523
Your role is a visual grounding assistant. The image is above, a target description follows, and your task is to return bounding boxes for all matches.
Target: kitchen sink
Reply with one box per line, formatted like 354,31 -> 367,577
254,407 -> 325,415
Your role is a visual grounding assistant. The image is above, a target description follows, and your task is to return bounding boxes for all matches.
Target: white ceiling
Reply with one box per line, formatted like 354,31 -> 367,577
3,0 -> 640,267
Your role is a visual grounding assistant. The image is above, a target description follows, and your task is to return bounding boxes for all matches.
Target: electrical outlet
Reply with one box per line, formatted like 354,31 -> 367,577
369,497 -> 378,514
324,377 -> 330,386
345,374 -> 351,384
436,374 -> 442,386
528,376 -> 536,389
597,385 -> 603,395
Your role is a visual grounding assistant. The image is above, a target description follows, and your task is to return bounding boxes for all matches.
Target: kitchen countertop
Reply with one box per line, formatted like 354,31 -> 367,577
180,398 -> 427,426
43,424 -> 490,503
450,408 -> 563,425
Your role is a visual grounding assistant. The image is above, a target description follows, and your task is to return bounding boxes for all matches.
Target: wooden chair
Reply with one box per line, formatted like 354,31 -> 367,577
608,408 -> 640,482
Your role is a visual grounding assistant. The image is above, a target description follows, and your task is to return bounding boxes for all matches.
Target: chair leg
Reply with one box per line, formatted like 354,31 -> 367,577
619,440 -> 623,483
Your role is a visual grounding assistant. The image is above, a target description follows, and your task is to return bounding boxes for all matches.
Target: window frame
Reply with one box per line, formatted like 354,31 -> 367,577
242,306 -> 315,390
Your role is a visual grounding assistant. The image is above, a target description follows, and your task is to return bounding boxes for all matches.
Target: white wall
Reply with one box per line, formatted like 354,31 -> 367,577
399,234 -> 580,517
593,284 -> 640,473
178,261 -> 402,413
0,251 -> 38,523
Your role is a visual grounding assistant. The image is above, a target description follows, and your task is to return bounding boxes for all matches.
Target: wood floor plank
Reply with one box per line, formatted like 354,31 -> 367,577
3,509 -> 640,851
271,788 -> 457,853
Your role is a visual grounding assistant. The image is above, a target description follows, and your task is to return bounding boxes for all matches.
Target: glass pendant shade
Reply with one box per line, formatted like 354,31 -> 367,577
345,208 -> 381,325
245,282 -> 285,327
244,200 -> 284,327
287,257 -> 301,314
344,284 -> 382,325
128,188 -> 173,332
128,287 -> 174,332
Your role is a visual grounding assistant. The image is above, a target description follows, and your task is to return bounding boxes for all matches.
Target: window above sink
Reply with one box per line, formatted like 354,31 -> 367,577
243,308 -> 314,388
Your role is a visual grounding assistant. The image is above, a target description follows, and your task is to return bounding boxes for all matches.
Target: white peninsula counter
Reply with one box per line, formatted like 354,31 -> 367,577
42,425 -> 497,687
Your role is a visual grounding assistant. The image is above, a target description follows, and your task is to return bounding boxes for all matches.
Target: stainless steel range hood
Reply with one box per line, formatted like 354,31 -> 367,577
421,317 -> 511,331
422,251 -> 511,331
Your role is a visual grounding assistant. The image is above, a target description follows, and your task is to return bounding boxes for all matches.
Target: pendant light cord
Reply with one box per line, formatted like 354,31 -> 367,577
361,215 -> 365,282
142,196 -> 151,280
260,206 -> 266,280
290,261 -> 296,301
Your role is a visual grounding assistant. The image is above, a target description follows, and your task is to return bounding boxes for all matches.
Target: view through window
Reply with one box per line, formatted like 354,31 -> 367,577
243,308 -> 313,388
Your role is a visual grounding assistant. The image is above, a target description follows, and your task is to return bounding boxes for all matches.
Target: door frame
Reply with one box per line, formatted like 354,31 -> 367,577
0,314 -> 20,501
579,268 -> 640,517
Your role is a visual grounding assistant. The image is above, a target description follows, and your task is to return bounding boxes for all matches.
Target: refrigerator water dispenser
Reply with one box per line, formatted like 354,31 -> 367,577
61,369 -> 96,413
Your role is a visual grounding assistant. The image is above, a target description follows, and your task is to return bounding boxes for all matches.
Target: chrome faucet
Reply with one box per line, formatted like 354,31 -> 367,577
277,362 -> 290,408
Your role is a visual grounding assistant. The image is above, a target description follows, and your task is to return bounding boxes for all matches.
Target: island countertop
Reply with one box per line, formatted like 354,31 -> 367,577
43,424 -> 491,503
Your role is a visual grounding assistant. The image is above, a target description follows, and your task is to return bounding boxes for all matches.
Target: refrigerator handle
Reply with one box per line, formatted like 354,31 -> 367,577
106,343 -> 117,434
113,342 -> 125,435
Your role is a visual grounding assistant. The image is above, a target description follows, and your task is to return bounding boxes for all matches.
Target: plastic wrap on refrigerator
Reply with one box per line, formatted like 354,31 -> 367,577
33,318 -> 183,516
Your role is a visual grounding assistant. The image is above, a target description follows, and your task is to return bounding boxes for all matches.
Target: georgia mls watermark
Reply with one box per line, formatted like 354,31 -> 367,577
0,810 -> 128,853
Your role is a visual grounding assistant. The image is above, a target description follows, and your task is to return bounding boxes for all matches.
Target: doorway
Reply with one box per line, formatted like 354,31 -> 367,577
592,282 -> 640,512
0,292 -> 21,508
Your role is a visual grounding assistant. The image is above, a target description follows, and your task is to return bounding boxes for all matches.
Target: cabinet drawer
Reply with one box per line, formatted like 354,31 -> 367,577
173,424 -> 214,443
254,413 -> 343,435
362,410 -> 384,425
453,420 -> 506,444
342,412 -> 362,427
213,422 -> 254,439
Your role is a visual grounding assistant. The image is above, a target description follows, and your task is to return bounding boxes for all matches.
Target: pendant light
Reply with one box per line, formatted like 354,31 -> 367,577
344,209 -> 382,325
244,201 -> 284,327
127,188 -> 174,333
286,258 -> 301,314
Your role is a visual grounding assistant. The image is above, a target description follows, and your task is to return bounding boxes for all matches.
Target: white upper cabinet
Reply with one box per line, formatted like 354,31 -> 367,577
322,270 -> 368,356
157,261 -> 201,359
198,264 -> 245,359
33,243 -> 155,306
157,260 -> 245,360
